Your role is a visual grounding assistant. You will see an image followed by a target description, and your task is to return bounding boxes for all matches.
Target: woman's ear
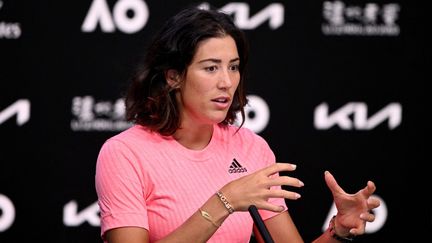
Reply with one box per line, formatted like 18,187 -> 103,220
165,69 -> 181,89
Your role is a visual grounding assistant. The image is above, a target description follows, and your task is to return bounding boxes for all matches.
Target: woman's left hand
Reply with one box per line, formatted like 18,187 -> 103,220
324,171 -> 381,237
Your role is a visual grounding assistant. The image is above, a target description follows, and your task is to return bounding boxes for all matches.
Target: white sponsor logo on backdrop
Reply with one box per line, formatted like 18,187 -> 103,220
63,200 -> 100,226
322,194 -> 387,233
199,2 -> 284,30
236,95 -> 270,134
70,95 -> 269,133
0,0 -> 22,39
322,1 -> 400,36
0,194 -> 15,232
70,96 -> 132,131
314,102 -> 402,130
0,99 -> 30,126
65,194 -> 388,231
82,0 -> 149,33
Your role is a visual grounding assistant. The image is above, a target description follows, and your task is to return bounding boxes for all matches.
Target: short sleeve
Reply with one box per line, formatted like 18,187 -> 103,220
95,138 -> 150,239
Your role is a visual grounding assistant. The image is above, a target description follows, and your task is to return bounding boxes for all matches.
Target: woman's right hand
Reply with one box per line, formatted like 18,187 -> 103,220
219,163 -> 304,212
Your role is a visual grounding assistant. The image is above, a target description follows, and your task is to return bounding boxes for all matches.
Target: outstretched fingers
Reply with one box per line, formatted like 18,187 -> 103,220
367,196 -> 380,210
262,163 -> 297,176
349,227 -> 365,236
258,201 -> 287,212
361,180 -> 376,197
266,188 -> 302,201
324,171 -> 346,196
360,212 -> 376,222
267,176 -> 304,188
256,188 -> 300,212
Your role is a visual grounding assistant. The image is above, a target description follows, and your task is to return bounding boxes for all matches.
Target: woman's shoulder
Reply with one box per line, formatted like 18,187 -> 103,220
103,124 -> 163,148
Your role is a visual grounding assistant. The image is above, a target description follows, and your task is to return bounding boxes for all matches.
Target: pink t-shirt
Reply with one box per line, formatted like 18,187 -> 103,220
96,124 -> 287,242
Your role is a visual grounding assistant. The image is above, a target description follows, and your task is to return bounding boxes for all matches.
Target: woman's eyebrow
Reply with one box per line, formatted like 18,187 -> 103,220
197,57 -> 240,63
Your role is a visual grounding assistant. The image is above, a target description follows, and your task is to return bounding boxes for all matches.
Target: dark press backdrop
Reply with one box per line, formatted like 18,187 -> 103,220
0,0 -> 427,242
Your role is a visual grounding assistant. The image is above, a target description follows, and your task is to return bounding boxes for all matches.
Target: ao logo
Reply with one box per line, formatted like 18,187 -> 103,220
322,195 -> 387,234
236,95 -> 270,134
82,0 -> 149,33
0,194 -> 15,232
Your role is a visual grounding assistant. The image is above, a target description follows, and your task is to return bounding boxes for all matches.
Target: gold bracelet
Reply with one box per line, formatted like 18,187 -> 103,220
198,208 -> 221,228
216,191 -> 235,214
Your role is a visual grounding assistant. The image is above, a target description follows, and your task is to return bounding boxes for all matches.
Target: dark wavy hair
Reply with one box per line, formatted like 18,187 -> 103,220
125,6 -> 249,136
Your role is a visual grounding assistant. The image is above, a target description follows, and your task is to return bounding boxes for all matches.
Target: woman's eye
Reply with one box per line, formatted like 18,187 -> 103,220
230,64 -> 239,71
205,66 -> 217,72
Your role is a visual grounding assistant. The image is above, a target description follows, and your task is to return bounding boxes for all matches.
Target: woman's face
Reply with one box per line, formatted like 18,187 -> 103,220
177,36 -> 240,126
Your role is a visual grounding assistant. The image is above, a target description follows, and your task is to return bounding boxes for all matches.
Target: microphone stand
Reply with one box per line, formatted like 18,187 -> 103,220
248,205 -> 274,243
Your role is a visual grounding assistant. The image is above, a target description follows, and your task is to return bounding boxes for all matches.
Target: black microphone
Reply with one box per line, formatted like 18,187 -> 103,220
248,205 -> 274,243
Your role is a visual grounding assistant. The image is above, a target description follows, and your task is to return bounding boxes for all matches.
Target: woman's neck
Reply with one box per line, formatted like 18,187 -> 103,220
173,123 -> 214,150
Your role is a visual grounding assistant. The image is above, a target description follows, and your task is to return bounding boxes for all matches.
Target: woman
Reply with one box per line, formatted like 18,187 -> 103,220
95,6 -> 380,243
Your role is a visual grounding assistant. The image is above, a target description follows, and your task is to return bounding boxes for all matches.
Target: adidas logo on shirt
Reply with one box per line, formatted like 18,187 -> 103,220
228,158 -> 247,173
